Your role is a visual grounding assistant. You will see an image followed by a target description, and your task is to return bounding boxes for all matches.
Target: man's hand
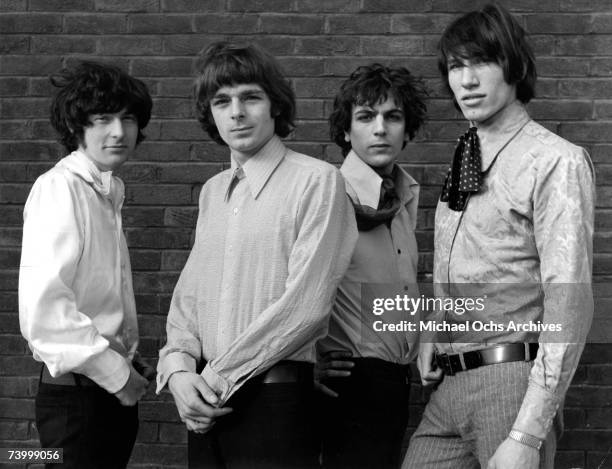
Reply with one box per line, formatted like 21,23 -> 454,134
114,362 -> 149,406
168,371 -> 232,434
417,342 -> 443,386
487,437 -> 539,469
314,350 -> 354,398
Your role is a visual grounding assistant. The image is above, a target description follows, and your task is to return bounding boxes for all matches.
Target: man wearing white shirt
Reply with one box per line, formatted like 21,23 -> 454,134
19,61 -> 154,469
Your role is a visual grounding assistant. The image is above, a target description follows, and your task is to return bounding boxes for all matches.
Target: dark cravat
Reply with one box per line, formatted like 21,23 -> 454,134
351,166 -> 401,231
440,126 -> 482,211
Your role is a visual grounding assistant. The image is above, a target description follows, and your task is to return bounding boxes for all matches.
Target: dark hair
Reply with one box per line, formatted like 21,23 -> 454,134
329,63 -> 428,156
194,41 -> 296,145
437,3 -> 536,104
49,61 -> 152,152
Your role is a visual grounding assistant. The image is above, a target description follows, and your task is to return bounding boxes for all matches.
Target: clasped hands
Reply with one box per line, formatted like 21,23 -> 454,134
168,371 -> 233,434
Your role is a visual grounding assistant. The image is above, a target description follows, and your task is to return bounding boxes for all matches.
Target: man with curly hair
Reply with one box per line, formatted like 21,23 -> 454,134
315,63 -> 427,469
19,61 -> 155,469
156,42 -> 357,468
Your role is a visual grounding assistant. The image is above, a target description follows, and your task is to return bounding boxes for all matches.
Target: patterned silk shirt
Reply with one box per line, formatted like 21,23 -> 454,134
156,136 -> 357,405
433,103 -> 595,440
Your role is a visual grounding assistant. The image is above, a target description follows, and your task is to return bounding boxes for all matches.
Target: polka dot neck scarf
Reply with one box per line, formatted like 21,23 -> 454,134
440,126 -> 482,211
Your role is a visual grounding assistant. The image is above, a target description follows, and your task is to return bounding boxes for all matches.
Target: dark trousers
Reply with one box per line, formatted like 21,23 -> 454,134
319,357 -> 411,469
35,379 -> 138,469
188,372 -> 319,469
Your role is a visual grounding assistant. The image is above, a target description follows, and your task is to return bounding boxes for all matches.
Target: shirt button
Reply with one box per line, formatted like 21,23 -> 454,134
404,285 -> 409,291
397,249 -> 402,254
233,207 -> 238,215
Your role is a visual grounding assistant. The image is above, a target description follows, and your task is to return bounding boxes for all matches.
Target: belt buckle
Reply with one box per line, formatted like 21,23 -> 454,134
436,353 -> 455,376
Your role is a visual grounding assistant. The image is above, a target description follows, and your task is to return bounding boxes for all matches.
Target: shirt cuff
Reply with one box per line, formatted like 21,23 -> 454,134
201,363 -> 232,405
76,348 -> 130,394
155,351 -> 197,394
512,379 -> 562,440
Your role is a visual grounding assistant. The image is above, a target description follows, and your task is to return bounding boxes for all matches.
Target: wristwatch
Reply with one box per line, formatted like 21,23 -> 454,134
508,429 -> 543,450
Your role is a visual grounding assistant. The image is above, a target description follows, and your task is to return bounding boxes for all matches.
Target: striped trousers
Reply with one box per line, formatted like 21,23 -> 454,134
402,361 -> 557,469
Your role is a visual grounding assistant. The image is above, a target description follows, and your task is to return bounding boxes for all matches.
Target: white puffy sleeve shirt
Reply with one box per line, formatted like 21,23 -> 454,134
19,151 -> 138,393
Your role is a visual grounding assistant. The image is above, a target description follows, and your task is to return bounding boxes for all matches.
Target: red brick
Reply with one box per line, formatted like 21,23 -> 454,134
0,228 -> 23,247
587,451 -> 612,468
95,0 -> 159,12
296,99 -> 325,119
586,365 -> 612,385
560,0 -> 612,11
158,163 -> 223,183
528,99 -> 593,120
129,14 -> 193,33
63,56 -> 130,72
279,57 -> 325,77
161,0 -> 220,11
151,98 -> 194,119
591,58 -> 612,76
130,249 -> 162,271
159,422 -> 187,443
560,123 -> 612,143
126,227 -> 192,249
292,121 -> 329,141
163,207 -> 197,227
0,0 -> 26,10
296,36 -> 360,55
194,13 -> 259,34
1,98 -> 51,118
432,0 -> 558,11
135,421 -> 158,443
563,407 -> 587,428
260,14 -> 324,34
363,36 -> 423,56
160,120 -> 204,140
525,13 -> 592,33
97,35 -> 163,55
556,35 -> 612,55
0,184 -> 30,203
0,121 -> 33,140
0,163 -> 27,183
0,55 -> 62,75
296,0 -> 359,13
554,451 -> 585,469
0,420 -> 28,439
328,14 -> 391,34
0,13 -> 62,33
134,294 -> 161,313
132,272 -> 179,294
248,36 -> 295,55
131,57 -> 194,76
0,35 -> 29,54
122,207 -> 165,226
161,250 -> 190,271
227,0 -> 292,12
528,35 -> 557,56
592,14 -> 612,33
293,77 -> 344,98
30,0 -> 94,9
592,145 -> 612,163
0,249 -> 21,270
559,429 -> 612,450
0,312 -> 19,332
0,292 -> 17,312
64,13 -> 127,33
537,57 -> 590,77
0,77 -> 28,96
392,14 -> 455,33
566,385 -> 612,407
362,0 -> 430,12
133,141 -> 191,161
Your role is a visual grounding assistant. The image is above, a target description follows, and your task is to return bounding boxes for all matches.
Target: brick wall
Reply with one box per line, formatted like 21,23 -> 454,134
1,1 -> 611,468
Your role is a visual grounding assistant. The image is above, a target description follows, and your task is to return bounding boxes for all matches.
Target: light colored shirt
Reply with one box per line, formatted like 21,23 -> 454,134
19,150 -> 138,393
318,151 -> 420,364
433,103 -> 595,440
156,135 -> 357,405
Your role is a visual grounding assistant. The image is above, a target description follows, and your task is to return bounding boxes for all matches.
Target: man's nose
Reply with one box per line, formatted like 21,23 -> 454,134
461,66 -> 479,88
373,115 -> 386,135
109,117 -> 125,138
230,98 -> 245,119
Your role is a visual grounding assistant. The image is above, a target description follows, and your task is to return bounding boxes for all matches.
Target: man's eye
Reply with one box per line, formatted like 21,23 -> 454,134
356,113 -> 373,121
244,94 -> 261,101
388,113 -> 404,122
212,98 -> 229,106
123,114 -> 137,122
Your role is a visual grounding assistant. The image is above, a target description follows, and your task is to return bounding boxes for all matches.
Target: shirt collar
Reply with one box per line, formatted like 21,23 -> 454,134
340,150 -> 419,209
57,150 -> 124,206
228,135 -> 287,200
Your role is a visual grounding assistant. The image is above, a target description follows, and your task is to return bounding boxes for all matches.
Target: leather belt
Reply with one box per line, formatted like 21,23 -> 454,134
41,365 -> 98,387
260,360 -> 313,384
435,343 -> 538,376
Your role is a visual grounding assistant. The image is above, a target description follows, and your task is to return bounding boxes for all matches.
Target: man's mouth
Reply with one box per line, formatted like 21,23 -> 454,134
462,94 -> 486,103
231,127 -> 252,133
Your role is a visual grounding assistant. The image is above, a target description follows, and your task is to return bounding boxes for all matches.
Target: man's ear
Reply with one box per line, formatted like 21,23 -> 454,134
344,131 -> 350,143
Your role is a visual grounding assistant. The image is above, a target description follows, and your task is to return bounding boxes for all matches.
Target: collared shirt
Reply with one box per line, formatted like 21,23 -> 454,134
156,135 -> 357,404
19,150 -> 138,393
317,151 -> 420,363
433,103 -> 595,440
